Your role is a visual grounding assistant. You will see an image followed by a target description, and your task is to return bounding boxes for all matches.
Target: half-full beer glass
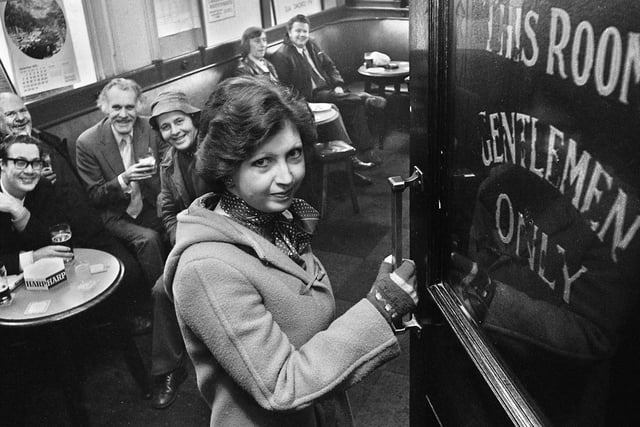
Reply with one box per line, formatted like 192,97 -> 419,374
49,222 -> 74,263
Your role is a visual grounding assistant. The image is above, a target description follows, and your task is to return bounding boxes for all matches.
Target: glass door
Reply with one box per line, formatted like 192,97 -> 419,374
410,0 -> 640,425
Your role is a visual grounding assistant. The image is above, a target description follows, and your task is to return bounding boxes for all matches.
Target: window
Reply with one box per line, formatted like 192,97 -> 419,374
0,0 -> 281,102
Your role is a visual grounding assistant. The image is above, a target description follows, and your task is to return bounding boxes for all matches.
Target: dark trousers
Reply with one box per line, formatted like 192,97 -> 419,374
151,277 -> 186,376
103,204 -> 166,288
311,90 -> 375,153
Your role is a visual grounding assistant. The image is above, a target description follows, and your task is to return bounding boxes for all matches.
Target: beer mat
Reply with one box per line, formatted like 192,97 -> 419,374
90,264 -> 108,274
25,300 -> 51,315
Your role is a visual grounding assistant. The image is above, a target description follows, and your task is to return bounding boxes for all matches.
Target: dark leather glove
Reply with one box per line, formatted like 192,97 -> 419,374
448,252 -> 495,323
367,255 -> 418,327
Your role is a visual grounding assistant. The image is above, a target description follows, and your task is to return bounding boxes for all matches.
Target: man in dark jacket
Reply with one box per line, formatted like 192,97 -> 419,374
271,14 -> 385,165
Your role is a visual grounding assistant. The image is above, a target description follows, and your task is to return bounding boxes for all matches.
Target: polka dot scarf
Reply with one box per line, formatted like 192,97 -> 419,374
219,191 -> 320,266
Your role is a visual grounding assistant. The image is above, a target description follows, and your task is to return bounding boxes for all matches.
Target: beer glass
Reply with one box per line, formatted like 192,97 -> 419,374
49,222 -> 74,263
0,263 -> 11,305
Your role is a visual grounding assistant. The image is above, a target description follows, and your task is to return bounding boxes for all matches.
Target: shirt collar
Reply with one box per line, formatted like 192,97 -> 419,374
111,126 -> 133,147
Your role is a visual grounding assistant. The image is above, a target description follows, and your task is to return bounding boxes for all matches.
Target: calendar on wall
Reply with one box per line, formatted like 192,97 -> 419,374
0,0 -> 79,97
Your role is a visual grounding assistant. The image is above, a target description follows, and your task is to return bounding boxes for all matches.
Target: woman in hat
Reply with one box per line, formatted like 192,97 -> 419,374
150,90 -> 210,246
164,76 -> 418,426
147,91 -> 211,409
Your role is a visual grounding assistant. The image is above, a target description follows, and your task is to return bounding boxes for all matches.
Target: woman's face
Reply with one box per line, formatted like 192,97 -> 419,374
229,120 -> 305,213
248,33 -> 267,60
157,111 -> 198,151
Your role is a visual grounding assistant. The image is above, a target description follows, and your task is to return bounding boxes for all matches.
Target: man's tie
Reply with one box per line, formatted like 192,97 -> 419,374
302,48 -> 326,90
121,139 -> 143,218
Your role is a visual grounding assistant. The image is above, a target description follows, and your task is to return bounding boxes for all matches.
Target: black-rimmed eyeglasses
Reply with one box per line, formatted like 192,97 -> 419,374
4,157 -> 45,171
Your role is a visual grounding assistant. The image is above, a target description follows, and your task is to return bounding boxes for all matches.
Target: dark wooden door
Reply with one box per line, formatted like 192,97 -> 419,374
409,1 -> 640,425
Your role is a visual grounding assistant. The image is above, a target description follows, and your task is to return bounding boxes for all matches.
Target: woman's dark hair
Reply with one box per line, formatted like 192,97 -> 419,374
240,26 -> 265,58
0,134 -> 43,162
196,76 -> 316,190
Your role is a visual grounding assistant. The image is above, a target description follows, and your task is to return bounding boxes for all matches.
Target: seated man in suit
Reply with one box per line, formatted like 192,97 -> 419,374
236,26 -> 375,186
76,78 -> 167,293
0,92 -> 150,333
271,14 -> 386,165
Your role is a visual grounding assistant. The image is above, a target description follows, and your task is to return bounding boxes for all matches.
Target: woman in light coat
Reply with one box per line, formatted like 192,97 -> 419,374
164,76 -> 418,426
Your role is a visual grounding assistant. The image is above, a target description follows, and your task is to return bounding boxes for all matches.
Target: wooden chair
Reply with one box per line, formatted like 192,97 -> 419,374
313,140 -> 360,218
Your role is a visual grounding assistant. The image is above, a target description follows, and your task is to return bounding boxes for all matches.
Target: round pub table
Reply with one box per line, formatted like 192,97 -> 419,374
357,61 -> 410,95
0,248 -> 124,326
0,248 -> 132,426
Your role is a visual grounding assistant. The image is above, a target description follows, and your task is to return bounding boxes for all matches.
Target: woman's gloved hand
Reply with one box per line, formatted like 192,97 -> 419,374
448,252 -> 495,323
366,255 -> 418,326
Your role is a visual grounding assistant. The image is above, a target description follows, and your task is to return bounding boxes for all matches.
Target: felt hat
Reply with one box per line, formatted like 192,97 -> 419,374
150,91 -> 200,130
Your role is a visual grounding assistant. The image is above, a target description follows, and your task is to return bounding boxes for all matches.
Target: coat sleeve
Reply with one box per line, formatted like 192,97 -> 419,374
75,133 -> 127,207
157,165 -> 179,246
173,256 -> 400,412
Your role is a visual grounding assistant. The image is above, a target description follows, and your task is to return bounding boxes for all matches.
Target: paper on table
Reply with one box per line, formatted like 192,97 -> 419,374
90,264 -> 107,274
25,300 -> 51,315
308,103 -> 332,112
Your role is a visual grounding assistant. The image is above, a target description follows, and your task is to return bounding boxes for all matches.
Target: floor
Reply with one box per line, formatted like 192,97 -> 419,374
2,115 -> 411,426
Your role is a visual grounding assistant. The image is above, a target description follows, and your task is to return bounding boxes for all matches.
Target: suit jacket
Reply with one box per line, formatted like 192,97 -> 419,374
75,116 -> 166,222
0,181 -> 66,274
271,38 -> 344,100
33,128 -> 106,240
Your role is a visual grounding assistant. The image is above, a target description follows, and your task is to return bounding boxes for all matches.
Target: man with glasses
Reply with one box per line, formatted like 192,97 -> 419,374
0,135 -> 75,271
0,92 -> 152,334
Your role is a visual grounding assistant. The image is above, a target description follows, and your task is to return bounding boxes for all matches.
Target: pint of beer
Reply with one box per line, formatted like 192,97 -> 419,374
49,223 -> 74,263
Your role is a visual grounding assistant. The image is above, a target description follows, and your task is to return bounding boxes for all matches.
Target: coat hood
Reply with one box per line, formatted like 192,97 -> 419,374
163,192 -> 317,300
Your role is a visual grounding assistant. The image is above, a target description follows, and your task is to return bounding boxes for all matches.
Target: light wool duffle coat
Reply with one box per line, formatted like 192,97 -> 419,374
164,194 -> 400,426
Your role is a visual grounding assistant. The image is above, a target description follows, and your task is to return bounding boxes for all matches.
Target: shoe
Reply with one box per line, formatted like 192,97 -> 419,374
361,148 -> 384,165
352,172 -> 373,186
124,314 -> 153,336
151,367 -> 188,409
364,94 -> 387,110
351,156 -> 376,171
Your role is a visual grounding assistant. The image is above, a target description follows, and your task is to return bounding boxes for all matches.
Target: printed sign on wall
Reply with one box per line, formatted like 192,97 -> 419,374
0,0 -> 79,96
206,0 -> 235,23
200,0 -> 260,46
272,0 -> 322,25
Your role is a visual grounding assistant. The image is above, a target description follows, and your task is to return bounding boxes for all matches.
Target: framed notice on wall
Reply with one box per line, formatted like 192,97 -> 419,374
272,0 -> 322,25
0,0 -> 79,97
201,0 -> 261,46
